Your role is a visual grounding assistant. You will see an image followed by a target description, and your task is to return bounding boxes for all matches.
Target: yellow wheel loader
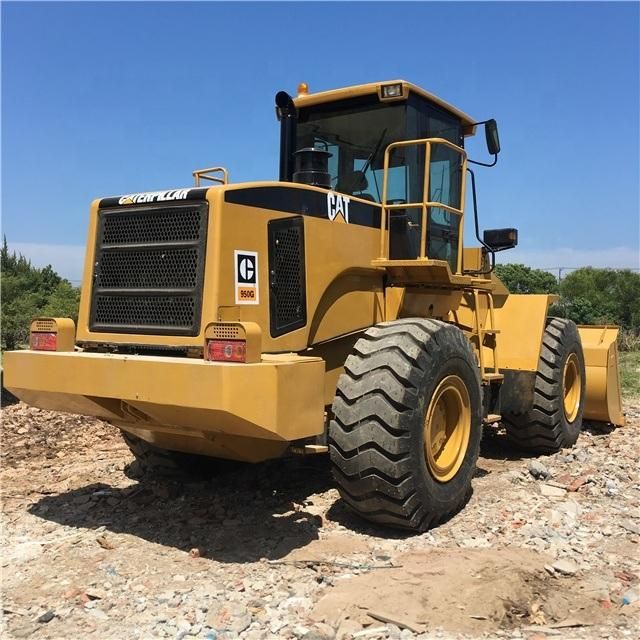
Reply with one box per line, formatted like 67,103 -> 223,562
4,80 -> 625,531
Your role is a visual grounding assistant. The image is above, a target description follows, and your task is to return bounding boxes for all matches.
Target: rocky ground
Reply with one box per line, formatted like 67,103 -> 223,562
1,401 -> 639,640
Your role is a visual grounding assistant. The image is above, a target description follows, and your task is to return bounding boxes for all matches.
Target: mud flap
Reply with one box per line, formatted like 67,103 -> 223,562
578,326 -> 625,425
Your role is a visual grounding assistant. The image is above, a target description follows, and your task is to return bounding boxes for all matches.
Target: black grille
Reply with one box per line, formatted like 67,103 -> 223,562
268,216 -> 306,337
94,296 -> 196,330
90,202 -> 208,336
102,207 -> 202,244
96,247 -> 199,289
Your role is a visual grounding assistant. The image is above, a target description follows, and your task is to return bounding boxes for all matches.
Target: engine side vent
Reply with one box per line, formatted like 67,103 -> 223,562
268,216 -> 306,337
90,202 -> 208,336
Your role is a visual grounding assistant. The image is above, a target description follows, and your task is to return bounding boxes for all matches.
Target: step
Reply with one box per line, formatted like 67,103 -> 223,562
483,414 -> 501,424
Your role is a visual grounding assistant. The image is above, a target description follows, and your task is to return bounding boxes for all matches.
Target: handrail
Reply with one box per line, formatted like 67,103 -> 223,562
379,137 -> 467,273
192,166 -> 229,187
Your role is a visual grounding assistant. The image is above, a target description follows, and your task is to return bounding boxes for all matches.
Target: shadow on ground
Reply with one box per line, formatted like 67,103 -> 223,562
480,424 -> 539,461
29,456 -> 336,563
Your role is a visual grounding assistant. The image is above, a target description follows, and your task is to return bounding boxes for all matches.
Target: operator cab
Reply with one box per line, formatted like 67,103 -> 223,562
278,81 -> 477,272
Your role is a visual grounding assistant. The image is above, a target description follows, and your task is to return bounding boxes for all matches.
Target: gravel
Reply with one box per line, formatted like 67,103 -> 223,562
1,401 -> 639,639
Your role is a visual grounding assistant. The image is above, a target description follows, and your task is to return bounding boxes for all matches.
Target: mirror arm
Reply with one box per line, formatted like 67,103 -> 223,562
468,153 -> 498,168
464,167 -> 495,275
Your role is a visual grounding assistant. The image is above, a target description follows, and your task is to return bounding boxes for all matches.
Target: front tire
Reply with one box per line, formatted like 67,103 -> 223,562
329,319 -> 482,532
502,318 -> 586,453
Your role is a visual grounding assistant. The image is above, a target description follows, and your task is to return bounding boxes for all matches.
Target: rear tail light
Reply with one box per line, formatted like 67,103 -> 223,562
207,339 -> 246,363
30,332 -> 58,351
29,318 -> 75,351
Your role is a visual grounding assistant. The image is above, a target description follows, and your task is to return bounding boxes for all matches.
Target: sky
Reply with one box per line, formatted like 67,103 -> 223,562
2,1 -> 639,282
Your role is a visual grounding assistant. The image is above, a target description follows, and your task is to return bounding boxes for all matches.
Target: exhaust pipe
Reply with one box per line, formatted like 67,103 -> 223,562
275,91 -> 297,182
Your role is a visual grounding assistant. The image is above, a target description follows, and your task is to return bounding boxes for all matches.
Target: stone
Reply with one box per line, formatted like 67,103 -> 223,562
37,610 -> 55,623
528,461 -> 551,480
552,559 -> 578,576
305,622 -> 337,639
540,484 -> 567,498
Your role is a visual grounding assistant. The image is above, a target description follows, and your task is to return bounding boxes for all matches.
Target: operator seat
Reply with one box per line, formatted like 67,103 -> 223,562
335,170 -> 376,202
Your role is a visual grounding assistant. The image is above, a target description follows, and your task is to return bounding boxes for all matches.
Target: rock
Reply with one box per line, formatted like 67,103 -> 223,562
540,484 -> 566,498
304,622 -> 336,639
528,461 -> 551,480
552,559 -> 578,576
37,610 -> 56,623
336,618 -> 362,640
620,520 -> 640,535
228,609 -> 251,634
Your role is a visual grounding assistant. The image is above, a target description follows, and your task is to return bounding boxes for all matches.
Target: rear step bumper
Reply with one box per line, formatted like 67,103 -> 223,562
3,350 -> 325,461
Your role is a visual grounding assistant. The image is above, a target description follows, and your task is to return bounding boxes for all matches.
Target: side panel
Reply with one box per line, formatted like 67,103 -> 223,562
217,185 -> 384,352
490,294 -> 552,372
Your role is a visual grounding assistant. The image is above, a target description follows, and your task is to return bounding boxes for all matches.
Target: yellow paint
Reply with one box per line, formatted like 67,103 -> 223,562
4,350 -> 326,447
293,80 -> 477,134
424,375 -> 471,482
578,326 -> 625,425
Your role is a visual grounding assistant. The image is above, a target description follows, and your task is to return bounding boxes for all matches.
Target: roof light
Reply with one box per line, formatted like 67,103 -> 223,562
381,83 -> 403,99
297,82 -> 309,96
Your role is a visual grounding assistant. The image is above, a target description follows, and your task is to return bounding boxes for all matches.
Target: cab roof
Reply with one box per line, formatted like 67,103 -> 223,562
293,80 -> 477,136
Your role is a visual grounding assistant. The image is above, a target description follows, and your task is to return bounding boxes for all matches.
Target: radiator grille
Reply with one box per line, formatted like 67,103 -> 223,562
268,216 -> 306,337
102,207 -> 202,245
90,202 -> 208,336
94,295 -> 196,330
96,247 -> 199,289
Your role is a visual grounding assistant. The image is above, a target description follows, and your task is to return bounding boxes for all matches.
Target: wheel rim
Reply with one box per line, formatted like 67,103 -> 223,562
563,353 -> 581,423
423,375 -> 471,483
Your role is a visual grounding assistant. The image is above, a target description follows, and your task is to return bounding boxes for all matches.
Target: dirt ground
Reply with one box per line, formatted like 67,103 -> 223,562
1,401 -> 639,640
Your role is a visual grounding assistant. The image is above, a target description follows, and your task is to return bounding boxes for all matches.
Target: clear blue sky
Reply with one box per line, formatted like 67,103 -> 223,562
2,1 -> 639,281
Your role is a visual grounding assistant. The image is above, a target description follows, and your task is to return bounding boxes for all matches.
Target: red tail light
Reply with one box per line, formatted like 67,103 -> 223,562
207,339 -> 246,363
30,332 -> 57,351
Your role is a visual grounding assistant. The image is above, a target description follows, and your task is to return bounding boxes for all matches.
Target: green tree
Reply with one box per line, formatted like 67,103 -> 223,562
494,263 -> 559,294
557,267 -> 640,331
1,238 -> 80,350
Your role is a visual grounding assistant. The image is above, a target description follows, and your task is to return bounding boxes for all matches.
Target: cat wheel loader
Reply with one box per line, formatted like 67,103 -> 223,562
4,80 -> 625,531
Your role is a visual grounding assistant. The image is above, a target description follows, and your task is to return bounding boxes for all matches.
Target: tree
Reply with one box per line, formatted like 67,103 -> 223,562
494,263 -> 558,294
1,238 -> 80,350
557,268 -> 640,331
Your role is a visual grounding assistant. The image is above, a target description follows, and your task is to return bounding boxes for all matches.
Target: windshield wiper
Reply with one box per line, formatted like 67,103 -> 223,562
360,128 -> 387,202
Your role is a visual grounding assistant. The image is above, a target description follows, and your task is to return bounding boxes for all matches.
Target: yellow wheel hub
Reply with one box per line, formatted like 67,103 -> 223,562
563,353 -> 581,423
424,375 -> 471,482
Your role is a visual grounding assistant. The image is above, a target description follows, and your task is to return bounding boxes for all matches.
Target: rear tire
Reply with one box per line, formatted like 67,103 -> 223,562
121,431 -> 230,477
502,318 -> 586,453
329,319 -> 482,532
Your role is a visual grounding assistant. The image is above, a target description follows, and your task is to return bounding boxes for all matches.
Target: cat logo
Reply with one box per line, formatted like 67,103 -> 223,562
326,192 -> 350,223
234,250 -> 259,305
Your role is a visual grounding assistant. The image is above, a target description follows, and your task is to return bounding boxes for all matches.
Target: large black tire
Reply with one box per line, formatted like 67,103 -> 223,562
329,318 -> 482,532
502,318 -> 586,453
121,431 -> 230,477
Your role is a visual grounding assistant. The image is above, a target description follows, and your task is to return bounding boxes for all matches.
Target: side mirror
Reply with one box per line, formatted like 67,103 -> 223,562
483,227 -> 517,252
485,119 -> 500,156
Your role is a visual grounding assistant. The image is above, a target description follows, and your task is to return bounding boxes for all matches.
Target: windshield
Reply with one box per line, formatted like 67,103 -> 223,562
296,96 -> 406,202
296,94 -> 463,204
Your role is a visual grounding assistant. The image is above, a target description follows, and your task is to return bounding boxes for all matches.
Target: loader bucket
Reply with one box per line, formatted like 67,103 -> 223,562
578,325 -> 625,426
